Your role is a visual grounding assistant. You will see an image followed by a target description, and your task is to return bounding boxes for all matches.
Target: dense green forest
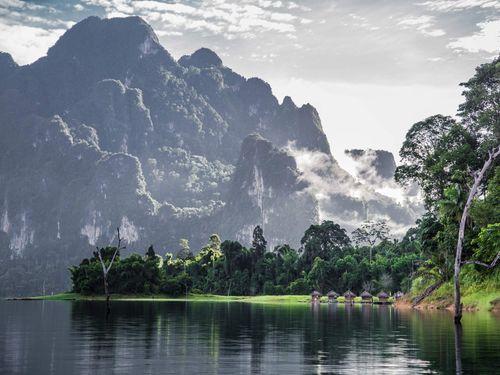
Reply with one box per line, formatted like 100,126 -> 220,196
70,222 -> 418,296
70,56 -> 499,300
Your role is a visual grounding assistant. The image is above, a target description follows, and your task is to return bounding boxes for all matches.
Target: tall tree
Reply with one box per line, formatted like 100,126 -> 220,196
452,56 -> 500,323
252,225 -> 267,259
301,221 -> 351,268
352,220 -> 389,262
453,146 -> 500,323
94,227 -> 125,314
178,238 -> 192,259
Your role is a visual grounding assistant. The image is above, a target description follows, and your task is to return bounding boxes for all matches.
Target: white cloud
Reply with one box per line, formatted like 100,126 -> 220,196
398,15 -> 434,26
447,19 -> 500,53
81,0 -> 307,39
398,15 -> 446,37
287,1 -> 311,11
422,28 -> 446,36
418,0 -> 500,11
0,21 -> 65,64
74,4 -> 85,11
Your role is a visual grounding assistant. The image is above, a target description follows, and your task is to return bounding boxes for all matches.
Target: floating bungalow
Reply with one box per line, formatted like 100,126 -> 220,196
377,291 -> 390,304
311,290 -> 322,303
360,291 -> 373,303
344,290 -> 356,303
327,290 -> 339,303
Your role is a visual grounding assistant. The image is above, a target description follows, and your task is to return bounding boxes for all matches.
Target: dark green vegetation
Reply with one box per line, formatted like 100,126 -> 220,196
396,55 -> 500,307
70,223 -> 417,297
69,56 -> 500,307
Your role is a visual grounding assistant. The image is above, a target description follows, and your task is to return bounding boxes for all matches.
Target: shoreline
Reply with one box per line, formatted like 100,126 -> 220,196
9,293 -> 393,305
9,293 -> 500,313
7,292 -> 499,312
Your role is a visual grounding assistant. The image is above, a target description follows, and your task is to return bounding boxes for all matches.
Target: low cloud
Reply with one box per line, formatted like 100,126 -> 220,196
286,144 -> 423,237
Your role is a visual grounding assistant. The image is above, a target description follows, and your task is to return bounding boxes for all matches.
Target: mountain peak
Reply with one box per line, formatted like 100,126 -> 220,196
46,16 -> 170,62
179,47 -> 223,68
0,52 -> 17,75
281,96 -> 297,109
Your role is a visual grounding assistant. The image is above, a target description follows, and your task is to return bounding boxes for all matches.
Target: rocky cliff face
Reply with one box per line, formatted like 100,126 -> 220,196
221,134 -> 318,248
0,16 -> 419,295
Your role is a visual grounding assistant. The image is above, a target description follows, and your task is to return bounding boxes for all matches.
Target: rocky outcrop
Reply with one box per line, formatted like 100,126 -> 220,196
221,134 -> 318,248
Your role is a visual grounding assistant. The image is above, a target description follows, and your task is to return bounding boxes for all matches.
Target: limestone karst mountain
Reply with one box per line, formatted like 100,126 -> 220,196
0,16 -> 419,295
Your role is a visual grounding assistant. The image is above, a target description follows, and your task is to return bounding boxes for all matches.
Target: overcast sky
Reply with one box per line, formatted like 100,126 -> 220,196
0,0 -> 499,169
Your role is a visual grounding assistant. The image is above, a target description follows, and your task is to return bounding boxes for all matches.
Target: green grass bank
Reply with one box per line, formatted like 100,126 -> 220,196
12,293 -> 396,305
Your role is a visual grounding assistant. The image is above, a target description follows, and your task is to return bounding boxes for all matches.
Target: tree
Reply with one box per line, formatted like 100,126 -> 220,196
395,56 -> 500,321
453,146 -> 500,323
252,225 -> 267,260
178,238 -> 192,259
352,220 -> 389,262
146,245 -> 156,260
199,234 -> 222,270
395,115 -> 479,210
377,273 -> 393,291
395,115 -> 456,207
308,257 -> 330,292
94,227 -> 125,314
450,56 -> 500,323
301,221 -> 351,269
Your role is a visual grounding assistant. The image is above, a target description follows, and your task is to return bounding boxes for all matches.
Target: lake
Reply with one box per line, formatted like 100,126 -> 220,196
0,301 -> 499,374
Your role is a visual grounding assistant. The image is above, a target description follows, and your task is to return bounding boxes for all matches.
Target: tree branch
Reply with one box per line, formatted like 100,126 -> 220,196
106,227 -> 124,274
462,252 -> 500,269
96,246 -> 107,275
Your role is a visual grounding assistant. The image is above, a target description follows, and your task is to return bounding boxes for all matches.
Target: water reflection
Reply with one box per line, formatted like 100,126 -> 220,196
0,301 -> 499,374
454,323 -> 463,375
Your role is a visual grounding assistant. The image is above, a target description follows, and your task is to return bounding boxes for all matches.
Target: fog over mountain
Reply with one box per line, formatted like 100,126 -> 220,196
0,16 -> 421,295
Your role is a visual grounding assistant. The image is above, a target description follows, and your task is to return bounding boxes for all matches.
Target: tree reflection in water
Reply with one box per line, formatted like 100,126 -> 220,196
0,301 -> 497,374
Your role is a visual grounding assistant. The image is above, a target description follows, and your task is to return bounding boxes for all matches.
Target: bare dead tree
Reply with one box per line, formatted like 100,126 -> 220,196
95,227 -> 126,314
453,146 -> 500,323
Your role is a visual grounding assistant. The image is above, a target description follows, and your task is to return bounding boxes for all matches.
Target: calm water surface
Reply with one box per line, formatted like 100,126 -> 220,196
1,301 -> 499,374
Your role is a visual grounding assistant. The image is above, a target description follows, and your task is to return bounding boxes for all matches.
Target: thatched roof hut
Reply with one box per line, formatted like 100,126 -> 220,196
344,290 -> 356,302
360,291 -> 373,302
327,290 -> 339,302
377,291 -> 390,304
311,290 -> 321,303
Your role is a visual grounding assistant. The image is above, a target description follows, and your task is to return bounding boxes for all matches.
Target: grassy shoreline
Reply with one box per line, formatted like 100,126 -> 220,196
10,290 -> 499,312
11,293 -> 392,305
10,293 -> 312,304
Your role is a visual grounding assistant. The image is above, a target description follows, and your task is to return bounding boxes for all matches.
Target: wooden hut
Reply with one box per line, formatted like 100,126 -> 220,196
377,291 -> 389,304
311,290 -> 322,303
327,290 -> 339,303
360,291 -> 373,303
343,290 -> 356,303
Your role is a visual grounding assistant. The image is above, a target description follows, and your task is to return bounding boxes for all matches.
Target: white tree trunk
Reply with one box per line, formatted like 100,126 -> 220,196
454,147 -> 499,323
